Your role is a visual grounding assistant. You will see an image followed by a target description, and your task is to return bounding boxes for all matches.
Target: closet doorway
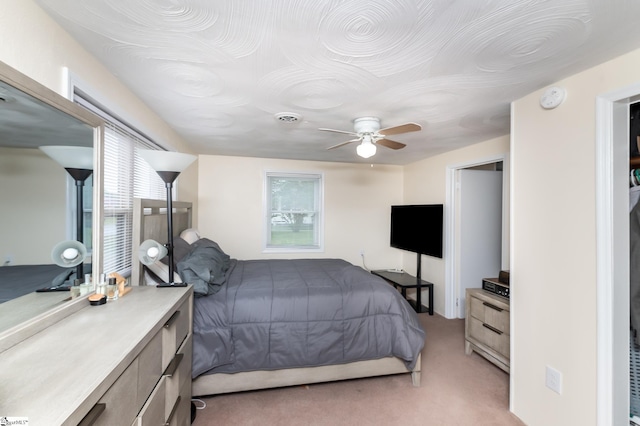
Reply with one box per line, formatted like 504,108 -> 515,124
595,84 -> 640,425
444,155 -> 509,320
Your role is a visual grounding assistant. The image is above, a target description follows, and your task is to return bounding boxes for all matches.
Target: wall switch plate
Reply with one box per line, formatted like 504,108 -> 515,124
545,365 -> 562,394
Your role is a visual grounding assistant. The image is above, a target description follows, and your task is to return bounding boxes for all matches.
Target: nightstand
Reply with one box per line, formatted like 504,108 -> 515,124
371,270 -> 434,315
465,288 -> 510,373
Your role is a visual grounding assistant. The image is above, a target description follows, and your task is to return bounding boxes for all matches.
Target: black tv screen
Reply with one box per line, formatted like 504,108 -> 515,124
390,204 -> 443,258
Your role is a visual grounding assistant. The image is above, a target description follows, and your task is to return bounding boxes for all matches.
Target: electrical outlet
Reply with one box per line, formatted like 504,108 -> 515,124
545,365 -> 562,394
359,249 -> 365,256
3,255 -> 13,266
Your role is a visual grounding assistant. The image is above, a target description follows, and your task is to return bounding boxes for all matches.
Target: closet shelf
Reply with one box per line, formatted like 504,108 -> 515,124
631,157 -> 640,168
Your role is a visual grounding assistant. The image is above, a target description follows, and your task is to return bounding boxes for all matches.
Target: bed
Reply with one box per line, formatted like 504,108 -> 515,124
132,198 -> 425,396
0,264 -> 83,303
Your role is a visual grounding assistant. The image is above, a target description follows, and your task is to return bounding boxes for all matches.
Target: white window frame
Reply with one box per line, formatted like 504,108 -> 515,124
263,171 -> 324,253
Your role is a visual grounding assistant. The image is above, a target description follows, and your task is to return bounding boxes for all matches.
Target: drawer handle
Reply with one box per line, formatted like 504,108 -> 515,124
78,403 -> 106,426
482,323 -> 503,335
163,353 -> 184,377
164,395 -> 181,426
164,310 -> 180,328
483,301 -> 503,312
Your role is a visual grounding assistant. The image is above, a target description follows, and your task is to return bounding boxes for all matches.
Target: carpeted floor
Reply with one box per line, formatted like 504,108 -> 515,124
191,313 -> 525,425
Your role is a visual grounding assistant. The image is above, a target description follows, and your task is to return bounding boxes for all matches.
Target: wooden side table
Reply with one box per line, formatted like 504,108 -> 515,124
465,288 -> 510,373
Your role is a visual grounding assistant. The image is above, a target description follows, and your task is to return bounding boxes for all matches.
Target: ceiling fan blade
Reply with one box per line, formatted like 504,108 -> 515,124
319,128 -> 359,136
378,122 -> 421,136
327,139 -> 360,150
376,138 -> 406,150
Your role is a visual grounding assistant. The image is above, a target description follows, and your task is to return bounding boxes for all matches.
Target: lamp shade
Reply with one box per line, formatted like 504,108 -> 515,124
139,239 -> 168,265
137,149 -> 197,173
40,145 -> 93,170
356,139 -> 377,159
51,240 -> 88,268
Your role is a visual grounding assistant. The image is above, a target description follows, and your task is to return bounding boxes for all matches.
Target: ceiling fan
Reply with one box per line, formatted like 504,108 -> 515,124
319,117 -> 421,158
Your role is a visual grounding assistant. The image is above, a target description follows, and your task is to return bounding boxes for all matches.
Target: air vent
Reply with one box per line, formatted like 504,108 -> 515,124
274,112 -> 302,123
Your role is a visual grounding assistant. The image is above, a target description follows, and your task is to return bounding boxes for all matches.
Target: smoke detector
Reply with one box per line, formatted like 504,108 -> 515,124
274,112 -> 302,123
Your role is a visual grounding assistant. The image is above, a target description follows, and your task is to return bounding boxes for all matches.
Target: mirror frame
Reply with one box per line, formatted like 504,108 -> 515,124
0,60 -> 104,352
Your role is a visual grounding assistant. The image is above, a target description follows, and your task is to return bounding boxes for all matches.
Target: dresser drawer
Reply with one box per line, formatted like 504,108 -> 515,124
468,316 -> 510,359
136,376 -> 167,426
165,334 -> 193,418
162,298 -> 191,371
169,380 -> 193,426
138,329 -> 163,409
469,295 -> 509,334
86,359 -> 139,426
82,331 -> 164,426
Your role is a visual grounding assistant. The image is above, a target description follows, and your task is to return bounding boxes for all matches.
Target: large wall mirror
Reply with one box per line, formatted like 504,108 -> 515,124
0,60 -> 103,350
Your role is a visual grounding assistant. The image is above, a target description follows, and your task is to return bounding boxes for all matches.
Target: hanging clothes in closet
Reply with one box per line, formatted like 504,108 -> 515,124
629,101 -> 640,422
630,186 -> 640,344
631,102 -> 640,343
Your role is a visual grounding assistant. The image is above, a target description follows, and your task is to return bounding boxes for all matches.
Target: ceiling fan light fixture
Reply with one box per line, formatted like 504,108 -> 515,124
356,139 -> 376,158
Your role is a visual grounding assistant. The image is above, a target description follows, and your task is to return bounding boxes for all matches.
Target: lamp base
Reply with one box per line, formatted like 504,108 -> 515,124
157,282 -> 188,288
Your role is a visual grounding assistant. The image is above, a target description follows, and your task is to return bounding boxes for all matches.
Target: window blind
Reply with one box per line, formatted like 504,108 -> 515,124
75,93 -> 165,276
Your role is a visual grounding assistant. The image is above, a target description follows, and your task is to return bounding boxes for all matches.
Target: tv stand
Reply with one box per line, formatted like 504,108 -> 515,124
371,269 -> 434,315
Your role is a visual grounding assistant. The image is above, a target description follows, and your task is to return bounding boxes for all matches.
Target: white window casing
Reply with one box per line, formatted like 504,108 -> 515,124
263,171 -> 324,253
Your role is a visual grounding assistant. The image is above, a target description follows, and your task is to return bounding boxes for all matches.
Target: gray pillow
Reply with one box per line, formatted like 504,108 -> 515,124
176,238 -> 231,297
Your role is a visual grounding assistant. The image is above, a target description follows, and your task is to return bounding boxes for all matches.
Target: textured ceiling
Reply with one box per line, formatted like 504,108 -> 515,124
34,0 -> 640,165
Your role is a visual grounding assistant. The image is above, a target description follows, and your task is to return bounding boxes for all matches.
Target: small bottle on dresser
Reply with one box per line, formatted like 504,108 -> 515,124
96,273 -> 107,296
106,277 -> 118,301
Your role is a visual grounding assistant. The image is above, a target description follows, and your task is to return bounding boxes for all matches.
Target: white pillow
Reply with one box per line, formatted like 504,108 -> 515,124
180,228 -> 201,244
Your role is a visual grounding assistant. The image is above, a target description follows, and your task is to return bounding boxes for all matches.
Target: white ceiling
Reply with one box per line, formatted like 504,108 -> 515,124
35,0 -> 640,165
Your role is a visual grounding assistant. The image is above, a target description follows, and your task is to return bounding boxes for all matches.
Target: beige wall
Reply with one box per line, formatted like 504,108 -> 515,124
197,155 -> 404,267
0,148 -> 66,264
0,0 -> 198,257
511,47 -> 640,425
402,135 -> 510,315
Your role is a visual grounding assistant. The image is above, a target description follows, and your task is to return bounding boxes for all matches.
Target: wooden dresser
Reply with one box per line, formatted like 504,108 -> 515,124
465,288 -> 510,373
0,286 -> 193,425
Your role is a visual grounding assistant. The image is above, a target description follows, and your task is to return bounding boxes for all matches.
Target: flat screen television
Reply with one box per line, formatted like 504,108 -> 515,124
390,204 -> 443,258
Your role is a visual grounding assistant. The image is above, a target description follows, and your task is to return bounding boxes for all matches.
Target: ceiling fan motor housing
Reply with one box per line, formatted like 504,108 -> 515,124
353,117 -> 380,134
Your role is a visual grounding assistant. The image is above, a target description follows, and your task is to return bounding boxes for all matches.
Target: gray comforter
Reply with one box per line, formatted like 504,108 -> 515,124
192,258 -> 425,378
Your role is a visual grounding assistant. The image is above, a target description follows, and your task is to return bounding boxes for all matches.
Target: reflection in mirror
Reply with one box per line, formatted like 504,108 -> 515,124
38,145 -> 93,290
0,81 -> 94,301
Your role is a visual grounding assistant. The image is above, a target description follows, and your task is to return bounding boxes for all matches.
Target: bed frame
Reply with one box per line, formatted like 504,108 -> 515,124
132,198 -> 421,396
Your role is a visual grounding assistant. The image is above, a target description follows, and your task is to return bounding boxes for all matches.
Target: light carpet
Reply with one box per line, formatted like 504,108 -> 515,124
191,312 -> 525,425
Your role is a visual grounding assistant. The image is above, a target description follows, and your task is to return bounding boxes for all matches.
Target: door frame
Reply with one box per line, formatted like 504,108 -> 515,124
595,82 -> 640,425
444,153 -> 508,320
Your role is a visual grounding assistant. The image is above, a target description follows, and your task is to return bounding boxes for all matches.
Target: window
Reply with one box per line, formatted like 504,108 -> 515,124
264,172 -> 323,252
75,92 -> 166,276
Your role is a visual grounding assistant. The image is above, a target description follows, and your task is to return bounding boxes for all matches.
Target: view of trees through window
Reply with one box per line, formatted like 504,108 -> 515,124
267,173 -> 322,249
